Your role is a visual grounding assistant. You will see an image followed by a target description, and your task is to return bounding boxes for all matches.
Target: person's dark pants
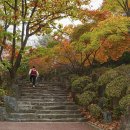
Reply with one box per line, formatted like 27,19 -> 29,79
30,75 -> 36,85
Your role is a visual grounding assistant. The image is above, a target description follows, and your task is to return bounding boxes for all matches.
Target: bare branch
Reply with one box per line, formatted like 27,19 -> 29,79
50,24 -> 69,36
24,0 -> 28,17
122,0 -> 129,11
25,0 -> 38,36
4,1 -> 15,10
30,0 -> 38,18
28,16 -> 64,36
116,0 -> 128,13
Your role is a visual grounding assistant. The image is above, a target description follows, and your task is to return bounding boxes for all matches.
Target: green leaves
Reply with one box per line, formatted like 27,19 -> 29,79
102,0 -> 126,14
98,69 -> 119,86
119,94 -> 130,109
77,91 -> 96,106
0,60 -> 11,74
106,76 -> 129,98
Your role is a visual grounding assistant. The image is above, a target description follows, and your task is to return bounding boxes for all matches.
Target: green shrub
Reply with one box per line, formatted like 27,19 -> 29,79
98,97 -> 110,109
126,85 -> 130,94
0,88 -> 6,106
113,106 -> 124,120
119,52 -> 130,64
83,83 -> 98,91
92,67 -> 110,78
119,94 -> 130,109
88,104 -> 102,119
77,91 -> 96,106
98,69 -> 119,86
83,83 -> 95,91
116,64 -> 130,77
70,74 -> 80,83
0,88 -> 6,97
71,83 -> 83,93
105,76 -> 129,98
71,76 -> 92,93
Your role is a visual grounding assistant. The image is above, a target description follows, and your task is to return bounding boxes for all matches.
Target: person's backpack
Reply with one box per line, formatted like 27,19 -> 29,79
30,69 -> 37,76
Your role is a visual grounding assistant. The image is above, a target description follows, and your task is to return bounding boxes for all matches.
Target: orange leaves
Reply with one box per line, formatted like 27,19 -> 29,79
63,25 -> 74,35
29,1 -> 38,7
29,57 -> 53,74
3,44 -> 19,59
96,36 -> 130,62
61,40 -> 71,50
87,10 -> 111,21
78,9 -> 111,22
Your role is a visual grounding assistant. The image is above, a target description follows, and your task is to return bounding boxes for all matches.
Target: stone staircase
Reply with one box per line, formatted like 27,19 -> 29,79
7,82 -> 86,122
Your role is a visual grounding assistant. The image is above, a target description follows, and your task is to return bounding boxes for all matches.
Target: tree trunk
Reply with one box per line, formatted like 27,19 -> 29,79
126,10 -> 130,17
0,76 -> 3,86
9,68 -> 17,82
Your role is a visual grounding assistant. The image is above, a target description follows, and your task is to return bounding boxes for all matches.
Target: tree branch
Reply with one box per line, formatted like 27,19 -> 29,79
116,0 -> 128,13
25,0 -> 38,37
4,1 -> 15,10
28,16 -> 64,36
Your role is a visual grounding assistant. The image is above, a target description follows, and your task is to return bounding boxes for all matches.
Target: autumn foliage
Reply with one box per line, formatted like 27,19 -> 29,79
28,14 -> 130,74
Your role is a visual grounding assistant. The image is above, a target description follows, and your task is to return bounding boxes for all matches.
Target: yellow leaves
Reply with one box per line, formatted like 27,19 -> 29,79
97,16 -> 130,31
63,25 -> 74,35
29,56 -> 54,74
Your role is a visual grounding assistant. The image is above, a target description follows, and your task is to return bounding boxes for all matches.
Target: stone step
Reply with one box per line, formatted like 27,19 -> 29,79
21,90 -> 68,92
9,113 -> 83,119
21,88 -> 67,91
22,83 -> 66,87
19,99 -> 69,102
22,85 -> 66,88
21,90 -> 68,93
18,110 -> 81,114
17,101 -> 74,106
7,117 -> 86,122
21,90 -> 68,94
20,96 -> 69,100
37,110 -> 81,114
8,82 -> 85,123
22,84 -> 65,87
21,93 -> 68,96
18,105 -> 79,111
21,95 -> 68,98
21,91 -> 68,95
19,98 -> 69,102
38,83 -> 63,85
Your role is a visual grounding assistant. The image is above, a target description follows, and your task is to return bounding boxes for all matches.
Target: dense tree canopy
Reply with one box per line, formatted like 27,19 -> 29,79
0,0 -> 91,79
103,0 -> 130,16
0,0 -> 130,79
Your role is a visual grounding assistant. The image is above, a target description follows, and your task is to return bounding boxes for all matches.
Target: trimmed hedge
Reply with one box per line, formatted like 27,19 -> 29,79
98,69 -> 119,86
119,94 -> 130,109
83,83 -> 97,91
88,104 -> 102,119
105,76 -> 129,98
77,91 -> 96,106
71,76 -> 92,93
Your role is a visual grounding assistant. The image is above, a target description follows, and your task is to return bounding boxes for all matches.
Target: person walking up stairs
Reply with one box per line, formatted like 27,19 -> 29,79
29,66 -> 39,88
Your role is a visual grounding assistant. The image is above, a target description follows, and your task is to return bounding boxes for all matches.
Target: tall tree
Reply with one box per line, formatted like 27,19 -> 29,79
0,0 -> 90,80
103,0 -> 130,17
